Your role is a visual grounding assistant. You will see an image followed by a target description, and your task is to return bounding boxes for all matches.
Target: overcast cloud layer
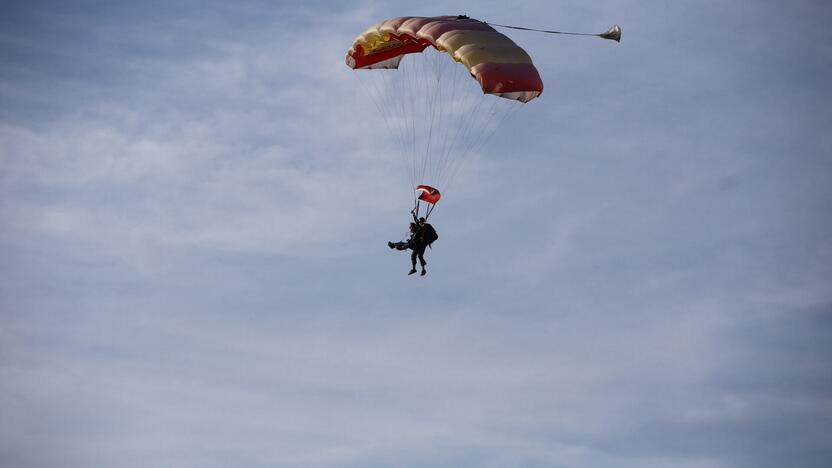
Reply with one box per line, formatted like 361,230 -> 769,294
2,1 -> 831,467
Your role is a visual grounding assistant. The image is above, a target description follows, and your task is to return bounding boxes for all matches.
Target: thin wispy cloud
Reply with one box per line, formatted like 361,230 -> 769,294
1,1 -> 830,468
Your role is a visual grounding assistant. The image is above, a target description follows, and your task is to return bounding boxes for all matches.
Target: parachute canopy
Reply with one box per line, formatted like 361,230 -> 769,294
347,15 -> 543,217
416,185 -> 442,205
346,15 -> 544,103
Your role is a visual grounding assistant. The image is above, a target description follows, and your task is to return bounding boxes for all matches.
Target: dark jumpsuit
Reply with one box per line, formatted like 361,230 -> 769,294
391,227 -> 426,268
410,213 -> 427,269
410,229 -> 427,269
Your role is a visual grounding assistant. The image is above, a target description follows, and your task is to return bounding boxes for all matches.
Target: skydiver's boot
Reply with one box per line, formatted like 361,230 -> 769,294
408,268 -> 417,275
420,269 -> 427,276
388,241 -> 395,249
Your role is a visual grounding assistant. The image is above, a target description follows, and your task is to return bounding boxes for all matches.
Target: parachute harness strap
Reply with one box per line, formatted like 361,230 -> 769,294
412,199 -> 435,221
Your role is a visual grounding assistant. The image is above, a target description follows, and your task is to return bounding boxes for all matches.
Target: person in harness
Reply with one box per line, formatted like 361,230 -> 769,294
388,222 -> 417,252
387,210 -> 439,276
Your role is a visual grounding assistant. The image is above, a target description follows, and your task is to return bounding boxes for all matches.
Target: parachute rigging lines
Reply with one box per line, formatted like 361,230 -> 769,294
347,15 -> 622,220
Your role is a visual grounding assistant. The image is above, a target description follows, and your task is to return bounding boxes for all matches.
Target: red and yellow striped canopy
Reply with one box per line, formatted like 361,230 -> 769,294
346,16 -> 544,103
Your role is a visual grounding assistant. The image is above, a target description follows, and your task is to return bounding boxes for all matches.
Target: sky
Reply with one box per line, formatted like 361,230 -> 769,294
1,1 -> 831,467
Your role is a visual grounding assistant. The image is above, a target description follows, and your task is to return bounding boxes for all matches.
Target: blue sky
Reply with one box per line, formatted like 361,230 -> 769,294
1,1 -> 831,467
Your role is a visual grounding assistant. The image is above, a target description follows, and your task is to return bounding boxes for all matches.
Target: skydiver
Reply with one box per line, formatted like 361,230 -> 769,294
387,211 -> 437,276
413,210 -> 439,253
388,219 -> 427,276
409,217 -> 429,276
388,222 -> 417,252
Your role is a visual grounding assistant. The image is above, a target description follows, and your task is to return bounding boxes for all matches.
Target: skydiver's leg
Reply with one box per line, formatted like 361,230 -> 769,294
408,249 -> 419,275
417,246 -> 427,275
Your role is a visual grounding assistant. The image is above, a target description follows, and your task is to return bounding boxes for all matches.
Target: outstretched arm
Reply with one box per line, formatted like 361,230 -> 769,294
411,208 -> 418,224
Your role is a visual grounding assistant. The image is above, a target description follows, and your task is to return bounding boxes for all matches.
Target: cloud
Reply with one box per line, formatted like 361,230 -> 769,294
1,1 -> 831,468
